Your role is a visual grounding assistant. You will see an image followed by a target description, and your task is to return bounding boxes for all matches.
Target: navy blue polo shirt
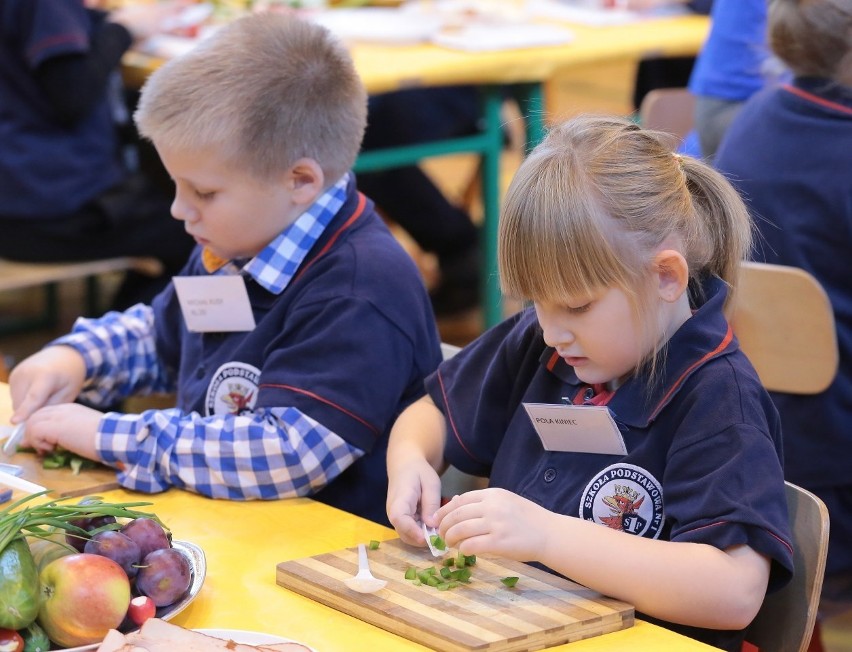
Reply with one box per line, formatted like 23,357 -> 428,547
716,77 -> 852,585
426,276 -> 793,651
0,1 -> 125,217
152,179 -> 442,524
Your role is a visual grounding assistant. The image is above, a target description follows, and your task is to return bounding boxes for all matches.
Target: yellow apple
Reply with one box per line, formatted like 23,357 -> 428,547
37,553 -> 131,648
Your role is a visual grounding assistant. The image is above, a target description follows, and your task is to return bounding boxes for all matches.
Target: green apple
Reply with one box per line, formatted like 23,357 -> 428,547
37,553 -> 131,648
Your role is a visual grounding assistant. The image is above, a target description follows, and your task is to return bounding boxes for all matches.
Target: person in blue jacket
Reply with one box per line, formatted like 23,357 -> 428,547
0,0 -> 195,309
715,0 -> 852,629
386,115 -> 793,652
687,0 -> 776,161
8,13 -> 442,526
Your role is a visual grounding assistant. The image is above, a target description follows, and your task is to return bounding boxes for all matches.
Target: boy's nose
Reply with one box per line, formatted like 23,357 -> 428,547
170,195 -> 194,222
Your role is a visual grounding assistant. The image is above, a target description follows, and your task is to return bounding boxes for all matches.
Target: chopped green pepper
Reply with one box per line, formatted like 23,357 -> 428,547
429,534 -> 446,551
500,576 -> 519,588
404,566 -> 417,581
368,540 -> 380,550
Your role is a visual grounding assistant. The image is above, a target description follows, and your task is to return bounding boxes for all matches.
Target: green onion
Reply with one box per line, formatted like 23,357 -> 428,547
500,576 -> 519,588
0,492 -> 164,554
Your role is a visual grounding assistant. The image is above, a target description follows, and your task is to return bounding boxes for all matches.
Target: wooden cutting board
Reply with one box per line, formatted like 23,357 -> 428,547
276,538 -> 633,652
4,450 -> 119,498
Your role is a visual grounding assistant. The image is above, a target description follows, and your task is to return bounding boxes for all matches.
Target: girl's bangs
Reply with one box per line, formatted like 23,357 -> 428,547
498,167 -> 636,303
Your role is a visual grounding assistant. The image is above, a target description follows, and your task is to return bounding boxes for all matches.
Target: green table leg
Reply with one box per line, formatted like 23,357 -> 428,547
479,88 -> 505,328
352,82 -> 545,329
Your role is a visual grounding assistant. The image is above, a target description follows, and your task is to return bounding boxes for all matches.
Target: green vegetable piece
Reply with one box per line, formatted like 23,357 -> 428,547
0,537 -> 39,629
404,566 -> 417,581
425,575 -> 441,587
412,579 -> 422,586
464,554 -> 477,566
448,581 -> 460,589
436,582 -> 451,591
40,455 -> 66,470
439,566 -> 452,579
425,566 -> 437,575
442,557 -> 455,567
455,552 -> 466,568
368,540 -> 380,550
429,534 -> 446,551
22,621 -> 50,652
500,576 -> 520,588
417,570 -> 432,584
457,568 -> 472,583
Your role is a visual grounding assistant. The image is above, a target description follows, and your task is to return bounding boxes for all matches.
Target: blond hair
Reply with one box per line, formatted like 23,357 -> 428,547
769,0 -> 852,86
134,13 -> 367,182
499,115 -> 752,370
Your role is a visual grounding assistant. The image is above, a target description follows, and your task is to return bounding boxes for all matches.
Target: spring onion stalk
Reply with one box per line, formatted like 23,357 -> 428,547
0,492 -> 162,554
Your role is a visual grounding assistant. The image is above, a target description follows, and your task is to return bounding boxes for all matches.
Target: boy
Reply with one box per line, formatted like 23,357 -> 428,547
9,13 -> 442,525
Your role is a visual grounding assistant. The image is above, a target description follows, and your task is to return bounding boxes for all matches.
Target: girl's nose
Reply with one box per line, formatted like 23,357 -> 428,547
537,308 -> 574,350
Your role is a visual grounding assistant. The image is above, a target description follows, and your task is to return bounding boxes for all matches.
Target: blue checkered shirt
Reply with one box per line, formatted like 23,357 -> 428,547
52,175 -> 363,500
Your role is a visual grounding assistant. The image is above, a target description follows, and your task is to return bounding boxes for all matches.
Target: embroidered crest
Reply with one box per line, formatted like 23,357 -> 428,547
205,362 -> 260,417
580,463 -> 664,538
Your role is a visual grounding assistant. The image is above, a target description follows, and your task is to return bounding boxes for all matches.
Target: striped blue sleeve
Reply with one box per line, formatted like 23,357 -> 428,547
95,405 -> 363,499
51,304 -> 174,405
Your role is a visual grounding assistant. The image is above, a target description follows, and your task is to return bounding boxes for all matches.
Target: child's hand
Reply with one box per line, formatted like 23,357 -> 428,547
435,488 -> 553,561
386,457 -> 443,547
9,346 -> 87,424
22,403 -> 102,461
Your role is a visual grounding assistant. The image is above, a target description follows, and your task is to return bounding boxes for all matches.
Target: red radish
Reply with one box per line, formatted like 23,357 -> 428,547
127,595 -> 156,626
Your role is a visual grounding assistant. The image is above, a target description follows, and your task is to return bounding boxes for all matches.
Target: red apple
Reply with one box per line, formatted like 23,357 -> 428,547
37,553 -> 131,648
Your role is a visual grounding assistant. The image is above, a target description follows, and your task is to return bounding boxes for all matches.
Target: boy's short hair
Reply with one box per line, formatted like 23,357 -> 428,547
135,13 -> 367,183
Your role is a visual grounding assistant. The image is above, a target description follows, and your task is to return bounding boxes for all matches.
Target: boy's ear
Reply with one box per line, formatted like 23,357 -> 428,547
286,158 -> 325,204
654,249 -> 689,303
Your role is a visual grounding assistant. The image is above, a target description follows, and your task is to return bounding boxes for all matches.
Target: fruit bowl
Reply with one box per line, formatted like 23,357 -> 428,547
63,540 -> 206,652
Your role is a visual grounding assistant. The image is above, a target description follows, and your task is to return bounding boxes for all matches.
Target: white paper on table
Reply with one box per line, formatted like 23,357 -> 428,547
432,23 -> 574,51
309,8 -> 444,44
528,0 -> 641,26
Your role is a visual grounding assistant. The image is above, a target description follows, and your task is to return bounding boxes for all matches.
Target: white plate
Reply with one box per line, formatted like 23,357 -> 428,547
196,629 -> 316,649
63,540 -> 207,651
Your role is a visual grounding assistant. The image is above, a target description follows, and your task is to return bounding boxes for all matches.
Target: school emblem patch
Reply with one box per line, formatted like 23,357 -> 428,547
205,362 -> 260,417
580,463 -> 664,538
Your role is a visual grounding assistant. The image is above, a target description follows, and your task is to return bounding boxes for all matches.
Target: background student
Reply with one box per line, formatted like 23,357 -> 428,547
8,13 -> 442,526
0,0 -> 195,309
687,0 -> 776,161
715,0 -> 852,642
386,115 -> 792,652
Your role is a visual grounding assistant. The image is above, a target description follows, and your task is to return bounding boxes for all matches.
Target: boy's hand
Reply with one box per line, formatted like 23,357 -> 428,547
386,457 -> 443,547
9,346 -> 87,424
22,403 -> 102,461
435,488 -> 553,561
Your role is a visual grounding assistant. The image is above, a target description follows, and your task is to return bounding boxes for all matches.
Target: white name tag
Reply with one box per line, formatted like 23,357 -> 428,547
174,276 -> 256,333
523,402 -> 626,455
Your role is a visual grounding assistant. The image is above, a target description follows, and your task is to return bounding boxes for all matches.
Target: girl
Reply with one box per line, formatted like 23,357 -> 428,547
386,115 -> 793,651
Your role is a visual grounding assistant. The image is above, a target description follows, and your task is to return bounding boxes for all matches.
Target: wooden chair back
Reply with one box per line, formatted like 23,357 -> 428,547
638,87 -> 696,145
731,262 -> 838,394
745,482 -> 830,652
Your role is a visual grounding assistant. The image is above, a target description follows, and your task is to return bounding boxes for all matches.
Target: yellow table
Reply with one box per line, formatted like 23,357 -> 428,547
122,11 -> 709,326
0,384 -> 719,650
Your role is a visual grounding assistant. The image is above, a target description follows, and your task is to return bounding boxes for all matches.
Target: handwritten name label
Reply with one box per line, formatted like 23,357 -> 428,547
174,275 -> 256,332
523,402 -> 626,455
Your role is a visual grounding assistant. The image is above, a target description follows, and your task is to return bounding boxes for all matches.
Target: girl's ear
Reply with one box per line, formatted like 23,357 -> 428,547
286,158 -> 325,205
654,249 -> 689,303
